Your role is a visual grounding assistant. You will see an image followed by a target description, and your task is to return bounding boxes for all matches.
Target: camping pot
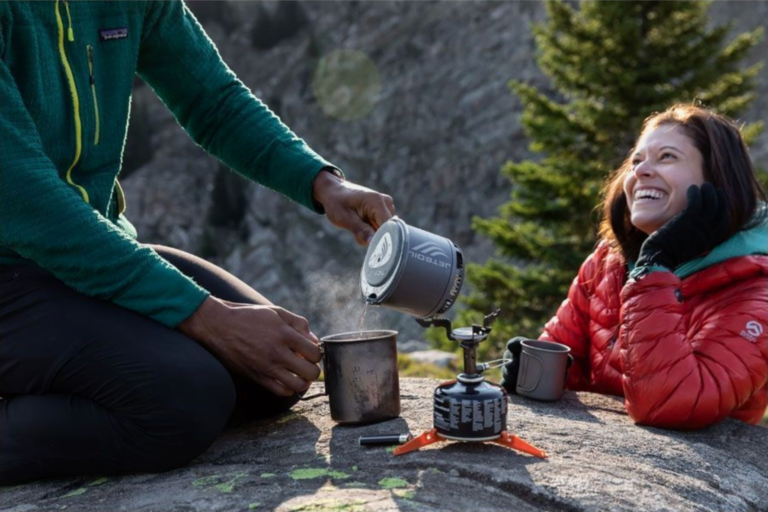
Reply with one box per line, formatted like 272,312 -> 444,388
360,217 -> 464,318
303,330 -> 400,424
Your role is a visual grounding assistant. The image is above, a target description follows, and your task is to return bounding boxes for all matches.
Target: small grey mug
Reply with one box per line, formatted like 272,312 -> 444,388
515,339 -> 573,401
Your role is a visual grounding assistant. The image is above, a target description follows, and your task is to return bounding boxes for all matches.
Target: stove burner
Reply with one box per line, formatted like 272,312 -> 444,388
394,310 -> 547,458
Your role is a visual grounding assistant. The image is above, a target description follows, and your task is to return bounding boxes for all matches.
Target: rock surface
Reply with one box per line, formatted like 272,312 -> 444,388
3,378 -> 766,512
121,1 -> 768,344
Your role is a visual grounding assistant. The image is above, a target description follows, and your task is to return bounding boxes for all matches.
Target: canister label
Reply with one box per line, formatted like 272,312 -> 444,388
434,393 -> 506,438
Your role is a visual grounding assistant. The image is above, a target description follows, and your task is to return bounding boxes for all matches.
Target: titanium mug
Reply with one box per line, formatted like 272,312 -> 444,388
515,339 -> 573,401
302,330 -> 400,424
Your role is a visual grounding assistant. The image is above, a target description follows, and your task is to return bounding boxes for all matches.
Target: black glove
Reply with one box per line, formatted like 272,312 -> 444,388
635,183 -> 731,271
500,337 -> 525,394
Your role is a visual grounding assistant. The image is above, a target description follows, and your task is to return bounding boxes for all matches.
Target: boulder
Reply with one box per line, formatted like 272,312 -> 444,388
2,378 -> 766,511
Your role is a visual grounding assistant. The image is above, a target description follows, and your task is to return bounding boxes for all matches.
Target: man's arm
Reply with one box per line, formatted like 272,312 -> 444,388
137,1 -> 396,245
136,0 -> 336,212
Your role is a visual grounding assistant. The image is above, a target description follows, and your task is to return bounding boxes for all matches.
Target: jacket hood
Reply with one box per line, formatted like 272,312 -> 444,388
675,204 -> 768,278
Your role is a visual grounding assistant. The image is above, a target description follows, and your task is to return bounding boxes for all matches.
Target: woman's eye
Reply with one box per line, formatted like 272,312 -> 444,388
631,159 -> 641,166
661,152 -> 675,160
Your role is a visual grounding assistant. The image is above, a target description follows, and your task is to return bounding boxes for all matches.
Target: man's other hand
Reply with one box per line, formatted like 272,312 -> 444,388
178,297 -> 322,396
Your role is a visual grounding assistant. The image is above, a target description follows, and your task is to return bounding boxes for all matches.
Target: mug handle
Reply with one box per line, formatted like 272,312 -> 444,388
516,352 -> 544,393
299,387 -> 327,401
299,342 -> 326,401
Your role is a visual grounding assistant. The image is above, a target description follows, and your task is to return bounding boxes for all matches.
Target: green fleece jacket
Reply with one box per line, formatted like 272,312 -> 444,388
0,1 -> 338,327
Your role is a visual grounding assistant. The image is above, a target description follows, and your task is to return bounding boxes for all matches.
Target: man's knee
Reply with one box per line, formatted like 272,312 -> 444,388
129,343 -> 236,471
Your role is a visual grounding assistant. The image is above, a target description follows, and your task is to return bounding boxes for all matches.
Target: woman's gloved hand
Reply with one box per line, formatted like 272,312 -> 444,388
500,337 -> 525,394
635,183 -> 731,271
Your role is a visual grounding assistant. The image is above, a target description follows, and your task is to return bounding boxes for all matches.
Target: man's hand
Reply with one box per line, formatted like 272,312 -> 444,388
178,296 -> 322,396
312,169 -> 396,246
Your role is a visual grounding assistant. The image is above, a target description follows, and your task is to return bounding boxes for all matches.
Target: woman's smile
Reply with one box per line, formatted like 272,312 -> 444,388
632,187 -> 667,204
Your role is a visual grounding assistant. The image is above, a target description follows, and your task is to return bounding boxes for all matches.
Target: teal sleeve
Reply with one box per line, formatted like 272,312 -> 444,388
136,0 -> 341,213
0,55 -> 210,328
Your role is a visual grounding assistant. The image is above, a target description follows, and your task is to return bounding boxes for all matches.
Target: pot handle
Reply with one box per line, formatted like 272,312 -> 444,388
476,358 -> 512,372
516,352 -> 544,393
299,341 -> 326,401
299,387 -> 327,401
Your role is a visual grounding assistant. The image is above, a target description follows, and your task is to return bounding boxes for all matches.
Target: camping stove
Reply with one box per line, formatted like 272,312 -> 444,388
393,310 -> 547,458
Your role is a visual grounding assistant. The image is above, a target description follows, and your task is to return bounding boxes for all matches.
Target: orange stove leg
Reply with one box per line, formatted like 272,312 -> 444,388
492,432 -> 548,459
393,428 -> 443,456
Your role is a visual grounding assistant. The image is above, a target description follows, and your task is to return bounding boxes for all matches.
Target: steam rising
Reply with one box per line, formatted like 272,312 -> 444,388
302,268 -> 429,347
304,269 -> 385,337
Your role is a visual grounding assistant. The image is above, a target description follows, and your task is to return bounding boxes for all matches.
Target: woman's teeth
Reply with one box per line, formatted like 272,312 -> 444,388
634,189 -> 666,203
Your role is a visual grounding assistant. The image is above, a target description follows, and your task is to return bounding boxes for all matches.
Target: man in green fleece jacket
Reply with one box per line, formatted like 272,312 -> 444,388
0,1 -> 395,483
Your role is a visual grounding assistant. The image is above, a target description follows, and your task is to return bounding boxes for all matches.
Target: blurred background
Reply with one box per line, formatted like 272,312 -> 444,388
121,1 -> 767,390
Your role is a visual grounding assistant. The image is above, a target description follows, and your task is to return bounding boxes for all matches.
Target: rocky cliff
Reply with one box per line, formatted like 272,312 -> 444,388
121,1 -> 768,344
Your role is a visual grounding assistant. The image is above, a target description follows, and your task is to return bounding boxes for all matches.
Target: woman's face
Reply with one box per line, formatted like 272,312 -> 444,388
623,124 -> 706,235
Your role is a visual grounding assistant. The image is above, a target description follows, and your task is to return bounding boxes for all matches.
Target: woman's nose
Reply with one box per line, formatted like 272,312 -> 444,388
633,160 -> 655,178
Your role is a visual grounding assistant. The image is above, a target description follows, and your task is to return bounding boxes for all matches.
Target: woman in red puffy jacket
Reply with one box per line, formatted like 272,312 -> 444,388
503,104 -> 767,429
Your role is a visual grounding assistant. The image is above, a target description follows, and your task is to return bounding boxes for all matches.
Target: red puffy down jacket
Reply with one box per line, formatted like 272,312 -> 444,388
540,241 -> 768,429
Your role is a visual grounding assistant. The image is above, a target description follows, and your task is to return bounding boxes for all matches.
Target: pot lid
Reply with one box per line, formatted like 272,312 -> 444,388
362,219 -> 405,288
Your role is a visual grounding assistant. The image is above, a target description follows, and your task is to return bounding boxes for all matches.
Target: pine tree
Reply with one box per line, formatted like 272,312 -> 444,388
431,1 -> 764,359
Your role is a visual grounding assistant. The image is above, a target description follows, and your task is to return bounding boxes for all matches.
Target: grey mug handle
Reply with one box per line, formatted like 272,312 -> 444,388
299,387 -> 326,401
516,351 -> 544,393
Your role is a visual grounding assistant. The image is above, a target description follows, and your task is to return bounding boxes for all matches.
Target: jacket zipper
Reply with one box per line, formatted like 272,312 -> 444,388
55,0 -> 90,203
87,45 -> 100,146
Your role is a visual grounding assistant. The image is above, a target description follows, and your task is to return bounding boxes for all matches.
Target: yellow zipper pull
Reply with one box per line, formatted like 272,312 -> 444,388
55,0 -> 89,203
64,1 -> 75,41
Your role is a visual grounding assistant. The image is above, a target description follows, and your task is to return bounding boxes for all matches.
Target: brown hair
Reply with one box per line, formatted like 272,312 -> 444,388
599,103 -> 767,262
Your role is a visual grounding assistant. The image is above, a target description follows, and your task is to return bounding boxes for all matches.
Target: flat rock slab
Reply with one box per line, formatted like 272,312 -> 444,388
2,378 -> 766,512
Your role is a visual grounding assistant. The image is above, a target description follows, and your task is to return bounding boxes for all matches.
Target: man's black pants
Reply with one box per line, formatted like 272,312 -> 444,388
0,245 -> 298,484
